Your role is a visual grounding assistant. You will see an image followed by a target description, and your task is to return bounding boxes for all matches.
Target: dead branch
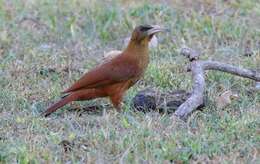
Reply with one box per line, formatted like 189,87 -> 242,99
203,61 -> 260,81
174,48 -> 260,118
174,61 -> 205,118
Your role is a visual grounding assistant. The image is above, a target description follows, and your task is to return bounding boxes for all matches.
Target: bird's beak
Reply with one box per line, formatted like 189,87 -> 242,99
147,25 -> 167,35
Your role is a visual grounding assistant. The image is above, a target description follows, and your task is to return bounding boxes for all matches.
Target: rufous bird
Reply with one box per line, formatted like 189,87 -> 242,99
41,25 -> 165,117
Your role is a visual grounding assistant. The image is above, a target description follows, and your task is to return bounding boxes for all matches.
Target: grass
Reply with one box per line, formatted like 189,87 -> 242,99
0,0 -> 260,163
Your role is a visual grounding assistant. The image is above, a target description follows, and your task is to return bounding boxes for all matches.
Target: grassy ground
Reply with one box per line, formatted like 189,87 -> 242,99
0,0 -> 260,163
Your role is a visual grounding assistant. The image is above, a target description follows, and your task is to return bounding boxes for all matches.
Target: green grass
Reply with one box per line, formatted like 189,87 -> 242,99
0,0 -> 260,163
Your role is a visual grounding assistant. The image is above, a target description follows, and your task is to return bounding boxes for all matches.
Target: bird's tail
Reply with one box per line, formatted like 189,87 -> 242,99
41,94 -> 77,117
41,89 -> 106,117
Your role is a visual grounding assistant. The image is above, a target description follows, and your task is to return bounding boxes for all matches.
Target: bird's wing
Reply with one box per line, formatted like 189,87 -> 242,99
63,55 -> 139,93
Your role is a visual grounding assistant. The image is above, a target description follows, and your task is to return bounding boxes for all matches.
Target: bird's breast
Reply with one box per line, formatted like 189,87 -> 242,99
137,53 -> 149,74
122,49 -> 150,79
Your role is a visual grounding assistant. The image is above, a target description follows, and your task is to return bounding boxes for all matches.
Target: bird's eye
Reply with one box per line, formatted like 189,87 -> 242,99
139,25 -> 153,32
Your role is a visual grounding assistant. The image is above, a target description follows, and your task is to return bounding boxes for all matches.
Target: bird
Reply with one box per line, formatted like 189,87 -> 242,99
41,25 -> 165,117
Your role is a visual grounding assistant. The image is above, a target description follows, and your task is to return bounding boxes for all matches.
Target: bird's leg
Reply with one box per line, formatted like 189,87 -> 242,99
109,93 -> 123,112
115,104 -> 122,112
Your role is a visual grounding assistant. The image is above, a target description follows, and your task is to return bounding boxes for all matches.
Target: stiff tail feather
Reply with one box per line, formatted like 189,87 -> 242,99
41,94 -> 77,117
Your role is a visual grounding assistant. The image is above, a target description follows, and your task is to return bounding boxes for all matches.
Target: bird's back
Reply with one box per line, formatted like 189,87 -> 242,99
63,51 -> 143,93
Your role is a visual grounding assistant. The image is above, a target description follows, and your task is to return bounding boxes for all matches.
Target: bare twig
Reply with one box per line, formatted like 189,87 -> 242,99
175,48 -> 260,118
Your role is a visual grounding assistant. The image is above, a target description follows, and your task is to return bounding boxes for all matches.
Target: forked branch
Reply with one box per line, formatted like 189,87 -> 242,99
175,48 -> 260,118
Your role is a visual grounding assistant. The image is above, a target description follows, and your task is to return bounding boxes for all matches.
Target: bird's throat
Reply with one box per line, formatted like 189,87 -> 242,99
125,39 -> 149,56
124,40 -> 150,72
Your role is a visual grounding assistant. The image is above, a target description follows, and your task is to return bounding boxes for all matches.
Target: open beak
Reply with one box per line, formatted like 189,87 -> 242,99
147,25 -> 167,35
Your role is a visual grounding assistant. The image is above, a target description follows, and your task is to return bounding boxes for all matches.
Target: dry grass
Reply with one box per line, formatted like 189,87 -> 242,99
0,0 -> 260,163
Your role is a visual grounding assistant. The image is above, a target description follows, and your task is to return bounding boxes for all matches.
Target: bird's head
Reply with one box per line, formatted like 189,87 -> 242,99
130,25 -> 166,46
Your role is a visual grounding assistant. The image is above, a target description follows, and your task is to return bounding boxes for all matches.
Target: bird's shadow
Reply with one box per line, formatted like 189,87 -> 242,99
67,104 -> 112,117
